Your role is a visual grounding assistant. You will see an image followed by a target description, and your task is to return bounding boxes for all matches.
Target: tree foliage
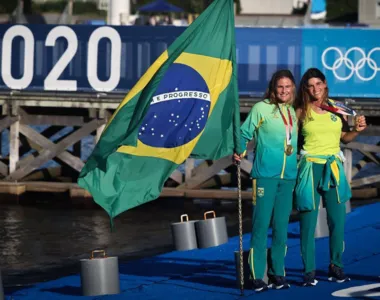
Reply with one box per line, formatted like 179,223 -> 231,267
326,0 -> 358,22
0,0 -> 18,14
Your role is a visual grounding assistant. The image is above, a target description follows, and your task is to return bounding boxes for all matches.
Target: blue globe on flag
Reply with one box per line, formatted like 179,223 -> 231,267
139,63 -> 211,148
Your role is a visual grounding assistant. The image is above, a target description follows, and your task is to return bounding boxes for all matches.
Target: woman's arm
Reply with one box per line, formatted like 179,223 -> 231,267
234,104 -> 263,162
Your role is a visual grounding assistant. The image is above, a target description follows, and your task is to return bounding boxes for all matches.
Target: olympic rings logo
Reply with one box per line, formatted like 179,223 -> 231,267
321,47 -> 380,81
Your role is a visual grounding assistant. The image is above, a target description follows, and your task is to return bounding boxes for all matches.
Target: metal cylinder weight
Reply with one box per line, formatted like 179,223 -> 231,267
80,250 -> 120,296
195,211 -> 228,249
171,214 -> 198,251
315,199 -> 329,238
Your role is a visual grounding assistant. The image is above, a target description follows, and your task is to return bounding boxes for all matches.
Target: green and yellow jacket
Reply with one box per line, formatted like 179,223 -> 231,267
294,153 -> 352,211
240,99 -> 298,180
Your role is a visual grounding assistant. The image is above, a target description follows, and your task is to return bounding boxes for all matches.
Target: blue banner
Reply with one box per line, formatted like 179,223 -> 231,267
0,24 -> 184,93
235,28 -> 301,96
302,28 -> 380,98
0,24 -> 380,98
0,25 -> 302,97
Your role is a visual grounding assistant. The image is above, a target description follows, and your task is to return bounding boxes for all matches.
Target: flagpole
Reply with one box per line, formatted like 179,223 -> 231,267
237,161 -> 244,295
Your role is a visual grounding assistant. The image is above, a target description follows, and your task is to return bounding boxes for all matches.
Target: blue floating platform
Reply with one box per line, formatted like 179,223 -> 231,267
6,202 -> 380,299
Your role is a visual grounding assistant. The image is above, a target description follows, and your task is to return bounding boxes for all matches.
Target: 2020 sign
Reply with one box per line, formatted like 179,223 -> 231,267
0,25 -> 125,92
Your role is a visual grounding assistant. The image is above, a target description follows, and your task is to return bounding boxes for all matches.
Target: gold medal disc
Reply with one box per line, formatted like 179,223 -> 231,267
285,145 -> 294,156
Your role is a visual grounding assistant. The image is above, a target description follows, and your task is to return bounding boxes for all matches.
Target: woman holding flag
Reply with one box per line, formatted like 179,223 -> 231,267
295,68 -> 367,287
234,70 -> 298,292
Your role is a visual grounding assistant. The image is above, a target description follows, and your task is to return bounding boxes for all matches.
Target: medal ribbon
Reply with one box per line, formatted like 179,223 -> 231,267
277,105 -> 293,146
316,100 -> 356,116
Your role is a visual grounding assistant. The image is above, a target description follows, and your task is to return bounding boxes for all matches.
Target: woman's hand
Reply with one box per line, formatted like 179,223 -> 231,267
354,115 -> 367,132
233,153 -> 243,165
341,115 -> 367,144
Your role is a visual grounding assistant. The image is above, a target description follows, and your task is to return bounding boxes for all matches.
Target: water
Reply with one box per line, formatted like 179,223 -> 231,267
0,198 -> 249,287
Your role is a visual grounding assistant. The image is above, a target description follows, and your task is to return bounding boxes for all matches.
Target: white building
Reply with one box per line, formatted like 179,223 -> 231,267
359,0 -> 380,27
239,0 -> 295,15
237,0 -> 306,27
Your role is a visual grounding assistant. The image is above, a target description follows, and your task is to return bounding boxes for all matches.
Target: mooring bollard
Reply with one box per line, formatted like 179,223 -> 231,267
343,148 -> 352,214
315,194 -> 351,238
80,250 -> 120,296
195,211 -> 228,249
171,214 -> 198,251
0,269 -> 4,300
234,249 -> 269,288
346,200 -> 351,214
315,199 -> 329,238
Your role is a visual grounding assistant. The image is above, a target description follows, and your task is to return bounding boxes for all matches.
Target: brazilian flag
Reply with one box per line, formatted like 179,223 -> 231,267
78,0 -> 241,220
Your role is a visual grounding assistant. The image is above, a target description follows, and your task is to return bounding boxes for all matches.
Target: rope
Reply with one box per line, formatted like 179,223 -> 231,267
237,161 -> 244,296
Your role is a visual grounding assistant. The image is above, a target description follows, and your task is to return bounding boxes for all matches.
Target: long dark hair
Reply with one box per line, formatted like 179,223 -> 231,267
263,69 -> 296,106
295,68 -> 329,121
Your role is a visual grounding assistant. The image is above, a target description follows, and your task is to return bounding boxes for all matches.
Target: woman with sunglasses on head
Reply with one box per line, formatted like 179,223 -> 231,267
234,70 -> 298,292
295,68 -> 367,287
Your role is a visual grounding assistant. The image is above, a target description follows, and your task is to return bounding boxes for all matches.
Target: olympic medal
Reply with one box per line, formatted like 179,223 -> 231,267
285,145 -> 293,156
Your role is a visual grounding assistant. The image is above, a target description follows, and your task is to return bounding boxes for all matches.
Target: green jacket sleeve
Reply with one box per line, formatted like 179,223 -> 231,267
239,104 -> 263,154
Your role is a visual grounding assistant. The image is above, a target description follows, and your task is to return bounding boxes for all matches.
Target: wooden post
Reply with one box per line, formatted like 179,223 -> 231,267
184,158 -> 196,208
2,103 -> 9,116
343,148 -> 352,213
185,158 -> 195,181
0,129 -> 2,159
88,108 -> 97,119
9,121 -> 20,175
0,102 -> 5,159
63,125 -> 82,179
95,109 -> 106,144
95,126 -> 105,144
9,105 -> 20,176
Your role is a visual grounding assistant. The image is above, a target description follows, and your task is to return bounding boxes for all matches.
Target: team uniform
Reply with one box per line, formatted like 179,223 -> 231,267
295,99 -> 351,285
240,99 -> 298,289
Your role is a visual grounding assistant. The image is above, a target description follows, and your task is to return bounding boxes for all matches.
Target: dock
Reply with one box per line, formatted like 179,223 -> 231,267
0,91 -> 379,203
